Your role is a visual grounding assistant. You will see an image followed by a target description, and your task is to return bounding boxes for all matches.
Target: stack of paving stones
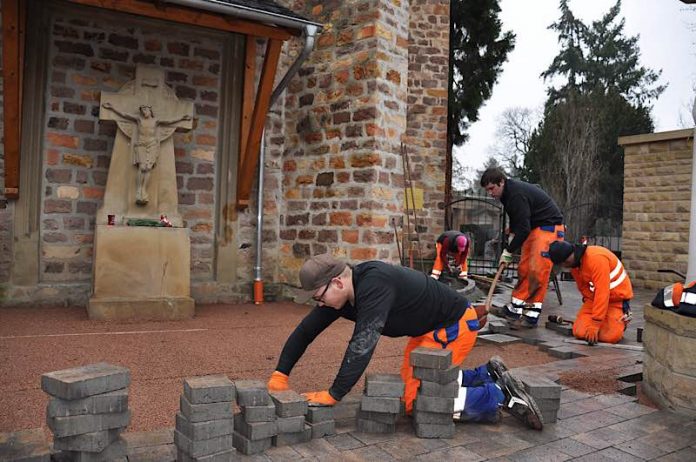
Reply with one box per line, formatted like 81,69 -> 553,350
356,374 -> 404,434
175,374 -> 236,462
520,374 -> 561,423
410,348 -> 458,439
305,406 -> 336,439
269,390 -> 311,446
42,363 -> 131,461
232,380 -> 277,455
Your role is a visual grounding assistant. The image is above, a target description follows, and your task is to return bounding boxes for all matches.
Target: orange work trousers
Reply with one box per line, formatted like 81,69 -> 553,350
512,224 -> 564,306
572,300 -> 626,344
400,308 -> 479,414
432,242 -> 468,277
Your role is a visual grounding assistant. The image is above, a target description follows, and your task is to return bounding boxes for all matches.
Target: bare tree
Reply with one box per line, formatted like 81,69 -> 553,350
490,107 -> 539,177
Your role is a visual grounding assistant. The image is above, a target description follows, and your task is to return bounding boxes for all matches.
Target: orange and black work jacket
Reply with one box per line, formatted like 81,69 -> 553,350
500,179 -> 563,253
571,246 -> 633,323
652,281 -> 696,317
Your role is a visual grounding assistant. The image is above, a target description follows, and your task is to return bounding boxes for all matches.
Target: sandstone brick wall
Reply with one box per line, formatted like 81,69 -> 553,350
0,8 -> 11,289
621,129 -> 693,290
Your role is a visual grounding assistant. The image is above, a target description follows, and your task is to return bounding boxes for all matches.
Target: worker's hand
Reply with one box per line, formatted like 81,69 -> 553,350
620,310 -> 633,324
267,371 -> 289,391
472,304 -> 488,329
302,390 -> 337,407
499,249 -> 513,266
458,272 -> 468,280
584,325 -> 600,345
430,273 -> 440,280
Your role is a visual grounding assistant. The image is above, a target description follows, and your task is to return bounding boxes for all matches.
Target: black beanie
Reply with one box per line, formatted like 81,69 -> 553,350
548,241 -> 574,264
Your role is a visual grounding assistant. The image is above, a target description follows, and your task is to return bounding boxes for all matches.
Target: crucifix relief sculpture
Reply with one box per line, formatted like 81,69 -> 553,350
101,102 -> 192,205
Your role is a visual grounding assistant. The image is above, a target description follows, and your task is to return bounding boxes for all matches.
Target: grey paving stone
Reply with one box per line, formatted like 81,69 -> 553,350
637,428 -> 696,453
536,397 -> 561,412
413,365 -> 460,384
234,380 -> 269,407
489,320 -> 510,333
356,410 -> 398,425
47,389 -> 128,418
176,412 -> 234,441
538,342 -> 567,352
614,438 -> 668,460
241,403 -> 276,423
231,431 -> 271,456
375,437 -> 441,460
307,420 -> 336,439
269,390 -> 307,417
364,374 -> 405,398
275,415 -> 305,433
53,428 -> 121,452
414,445 -> 485,461
542,409 -> 558,424
594,393 -> 637,408
560,389 -> 596,404
41,363 -> 130,400
360,395 -> 401,414
558,398 -> 607,419
590,447 -> 644,461
341,444 -> 398,461
183,375 -> 235,405
559,410 -> 626,434
46,411 -> 130,438
271,425 -> 311,447
177,447 -> 237,462
418,379 -> 459,398
655,446 -> 696,462
174,431 -> 234,458
233,413 -> 278,441
356,418 -> 396,434
263,445 -> 303,461
65,438 -> 126,462
505,444 -> 572,461
180,395 -> 233,423
291,437 -> 343,459
414,422 -> 455,439
127,443 -> 176,462
478,334 -> 522,344
519,375 -> 561,400
545,437 -> 596,457
604,402 -> 658,419
324,432 -> 365,451
545,322 -> 574,336
617,383 -> 637,397
413,396 -> 455,414
122,428 -> 173,449
409,347 -> 452,370
548,346 -> 583,359
413,410 -> 453,425
0,428 -> 50,462
305,406 -> 334,424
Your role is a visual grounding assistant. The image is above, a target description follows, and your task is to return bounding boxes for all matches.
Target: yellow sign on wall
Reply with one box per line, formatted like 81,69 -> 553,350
404,188 -> 424,210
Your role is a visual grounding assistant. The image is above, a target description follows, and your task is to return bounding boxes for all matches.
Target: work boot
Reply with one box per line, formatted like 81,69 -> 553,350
499,371 -> 543,430
491,303 -> 523,320
509,317 -> 539,330
486,355 -> 509,383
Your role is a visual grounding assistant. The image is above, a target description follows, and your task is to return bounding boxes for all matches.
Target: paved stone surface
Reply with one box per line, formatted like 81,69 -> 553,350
478,334 -> 522,344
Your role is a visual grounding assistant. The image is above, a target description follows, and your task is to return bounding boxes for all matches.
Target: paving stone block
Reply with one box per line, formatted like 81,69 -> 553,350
271,425 -> 311,447
64,438 -> 126,462
544,321 -> 574,336
364,374 -> 404,398
306,420 -> 336,439
175,413 -> 234,441
489,319 -> 509,333
355,418 -> 395,434
413,422 -> 455,439
270,390 -> 308,417
53,428 -> 121,453
417,380 -> 459,398
240,403 -> 276,423
412,410 -> 453,425
233,380 -> 269,407
478,333 -> 522,345
541,409 -> 558,423
617,382 -> 637,397
232,432 -> 271,455
413,396 -> 454,414
233,413 -> 278,441
538,341 -> 566,351
127,443 -> 177,462
41,363 -> 130,400
183,375 -> 235,405
47,389 -> 128,418
359,395 -> 401,414
174,431 -> 234,458
519,375 -> 562,399
535,397 -> 561,412
413,365 -> 460,384
47,411 -> 130,438
0,428 -> 50,462
305,406 -> 334,424
356,410 -> 399,425
275,415 -> 305,433
177,447 -> 238,462
180,395 -> 233,423
548,346 -> 586,359
409,348 -> 451,370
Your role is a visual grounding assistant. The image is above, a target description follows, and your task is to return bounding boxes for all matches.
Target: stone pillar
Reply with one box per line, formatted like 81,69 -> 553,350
687,96 -> 696,284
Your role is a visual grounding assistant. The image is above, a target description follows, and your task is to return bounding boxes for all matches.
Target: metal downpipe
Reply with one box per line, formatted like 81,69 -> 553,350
253,25 -> 319,304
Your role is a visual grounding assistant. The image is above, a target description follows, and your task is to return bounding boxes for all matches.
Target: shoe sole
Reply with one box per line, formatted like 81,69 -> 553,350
487,355 -> 508,383
500,372 -> 544,431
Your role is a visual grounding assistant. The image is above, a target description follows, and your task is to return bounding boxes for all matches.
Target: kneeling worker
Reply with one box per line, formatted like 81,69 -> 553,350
267,254 -> 543,430
431,230 -> 471,280
548,241 -> 633,344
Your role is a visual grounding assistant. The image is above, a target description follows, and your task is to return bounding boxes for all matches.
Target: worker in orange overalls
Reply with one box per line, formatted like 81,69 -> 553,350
431,231 -> 471,281
480,168 -> 564,327
548,241 -> 633,344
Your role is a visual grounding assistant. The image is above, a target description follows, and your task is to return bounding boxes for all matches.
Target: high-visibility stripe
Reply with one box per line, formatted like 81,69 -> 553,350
512,296 -> 525,305
681,292 -> 696,305
609,270 -> 627,289
533,302 -> 542,309
431,269 -> 441,275
588,260 -> 626,292
522,309 -> 540,319
664,286 -> 674,307
507,304 -> 523,315
609,260 -> 623,279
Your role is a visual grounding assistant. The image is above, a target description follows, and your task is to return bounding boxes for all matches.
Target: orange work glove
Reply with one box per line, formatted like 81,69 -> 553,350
584,325 -> 600,345
302,390 -> 337,406
267,371 -> 289,391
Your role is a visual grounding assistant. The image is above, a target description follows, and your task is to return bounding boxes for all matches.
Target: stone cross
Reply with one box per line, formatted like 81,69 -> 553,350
97,65 -> 193,225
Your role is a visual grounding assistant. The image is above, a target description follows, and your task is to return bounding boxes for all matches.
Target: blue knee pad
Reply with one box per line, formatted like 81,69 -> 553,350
461,364 -> 494,387
462,382 -> 505,419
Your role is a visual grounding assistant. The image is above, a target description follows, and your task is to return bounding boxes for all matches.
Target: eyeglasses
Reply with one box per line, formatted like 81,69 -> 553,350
312,281 -> 332,303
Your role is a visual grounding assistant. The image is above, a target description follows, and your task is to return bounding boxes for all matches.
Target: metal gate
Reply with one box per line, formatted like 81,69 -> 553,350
562,202 -> 623,256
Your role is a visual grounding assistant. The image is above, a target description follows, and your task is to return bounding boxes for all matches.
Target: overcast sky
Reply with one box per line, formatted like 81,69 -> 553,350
455,0 -> 696,181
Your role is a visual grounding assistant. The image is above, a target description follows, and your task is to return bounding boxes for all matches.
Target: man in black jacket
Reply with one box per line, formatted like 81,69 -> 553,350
266,253 -> 544,430
480,168 -> 564,327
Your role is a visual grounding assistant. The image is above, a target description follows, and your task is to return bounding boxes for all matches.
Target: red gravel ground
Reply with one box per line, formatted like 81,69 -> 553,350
0,302 -> 555,432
